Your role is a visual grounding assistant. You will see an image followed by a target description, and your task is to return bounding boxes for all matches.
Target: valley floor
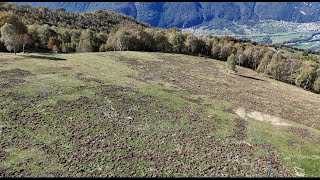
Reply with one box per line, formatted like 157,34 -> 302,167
0,52 -> 319,177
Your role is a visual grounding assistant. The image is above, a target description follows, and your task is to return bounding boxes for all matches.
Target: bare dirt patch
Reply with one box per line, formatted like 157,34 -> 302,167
39,66 -> 72,74
293,167 -> 305,177
0,69 -> 31,89
287,140 -> 301,148
289,127 -> 312,139
0,69 -> 32,78
182,96 -> 204,105
235,107 -> 246,119
0,79 -> 26,89
247,111 -> 292,126
289,127 -> 319,144
0,150 -> 8,161
235,108 -> 291,126
232,118 -> 247,141
76,73 -> 104,84
0,92 -> 25,101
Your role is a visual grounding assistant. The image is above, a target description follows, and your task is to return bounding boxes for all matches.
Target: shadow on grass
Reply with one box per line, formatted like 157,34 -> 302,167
238,74 -> 266,82
21,54 -> 66,61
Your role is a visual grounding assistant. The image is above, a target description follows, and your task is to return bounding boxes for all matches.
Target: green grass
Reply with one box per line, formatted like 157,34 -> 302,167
246,116 -> 320,177
270,33 -> 305,44
0,147 -> 63,176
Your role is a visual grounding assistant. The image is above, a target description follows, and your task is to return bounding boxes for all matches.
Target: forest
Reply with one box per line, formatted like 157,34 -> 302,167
0,2 -> 319,93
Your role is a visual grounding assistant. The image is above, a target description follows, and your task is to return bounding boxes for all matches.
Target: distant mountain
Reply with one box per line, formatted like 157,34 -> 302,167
0,3 -> 148,33
11,2 -> 320,28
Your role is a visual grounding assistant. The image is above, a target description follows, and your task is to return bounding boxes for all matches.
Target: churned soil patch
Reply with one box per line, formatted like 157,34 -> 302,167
287,140 -> 301,148
0,80 -> 292,177
0,79 -> 26,89
0,69 -> 32,78
76,73 -> 104,84
289,127 -> 319,144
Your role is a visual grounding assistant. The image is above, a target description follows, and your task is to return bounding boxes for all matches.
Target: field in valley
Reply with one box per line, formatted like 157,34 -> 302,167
183,21 -> 320,51
0,51 -> 319,177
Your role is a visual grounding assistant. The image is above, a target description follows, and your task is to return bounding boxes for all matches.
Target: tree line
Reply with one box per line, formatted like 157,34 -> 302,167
0,3 -> 319,94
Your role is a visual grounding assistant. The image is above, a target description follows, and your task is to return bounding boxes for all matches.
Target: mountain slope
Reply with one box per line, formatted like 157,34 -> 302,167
0,51 -> 319,177
10,2 -> 320,28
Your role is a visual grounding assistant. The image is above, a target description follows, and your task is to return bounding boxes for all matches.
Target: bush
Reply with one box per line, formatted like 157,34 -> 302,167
99,44 -> 107,52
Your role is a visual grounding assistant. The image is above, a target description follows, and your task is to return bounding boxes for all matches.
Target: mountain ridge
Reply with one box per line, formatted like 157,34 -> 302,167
10,2 -> 320,28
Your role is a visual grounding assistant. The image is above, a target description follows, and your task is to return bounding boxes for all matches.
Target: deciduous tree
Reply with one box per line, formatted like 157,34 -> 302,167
0,23 -> 25,55
227,53 -> 237,73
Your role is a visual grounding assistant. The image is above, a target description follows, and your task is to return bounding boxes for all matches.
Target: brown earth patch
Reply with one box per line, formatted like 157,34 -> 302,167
232,118 -> 247,141
0,92 -> 25,102
76,73 -> 104,84
287,140 -> 301,148
0,79 -> 26,89
0,166 -> 13,177
40,66 -> 72,74
0,150 -> 8,160
182,96 -> 204,105
0,58 -> 10,63
289,127 -> 312,139
74,85 -> 88,91
289,127 -> 319,144
0,69 -> 32,78
121,58 -> 143,67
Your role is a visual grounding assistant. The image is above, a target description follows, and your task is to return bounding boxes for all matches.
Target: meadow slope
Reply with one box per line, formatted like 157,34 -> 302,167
0,52 -> 319,177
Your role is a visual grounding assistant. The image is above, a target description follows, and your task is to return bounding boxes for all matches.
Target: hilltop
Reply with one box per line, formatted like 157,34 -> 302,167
0,2 -> 320,94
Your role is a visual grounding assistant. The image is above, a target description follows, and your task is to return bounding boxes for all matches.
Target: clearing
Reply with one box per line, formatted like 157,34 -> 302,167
0,51 -> 319,177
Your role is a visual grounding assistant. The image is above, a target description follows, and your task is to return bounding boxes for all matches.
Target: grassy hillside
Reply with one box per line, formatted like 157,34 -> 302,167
0,52 -> 319,177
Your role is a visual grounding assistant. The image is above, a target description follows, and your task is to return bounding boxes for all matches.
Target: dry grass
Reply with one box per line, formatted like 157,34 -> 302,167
114,51 -> 320,130
0,51 -> 319,177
